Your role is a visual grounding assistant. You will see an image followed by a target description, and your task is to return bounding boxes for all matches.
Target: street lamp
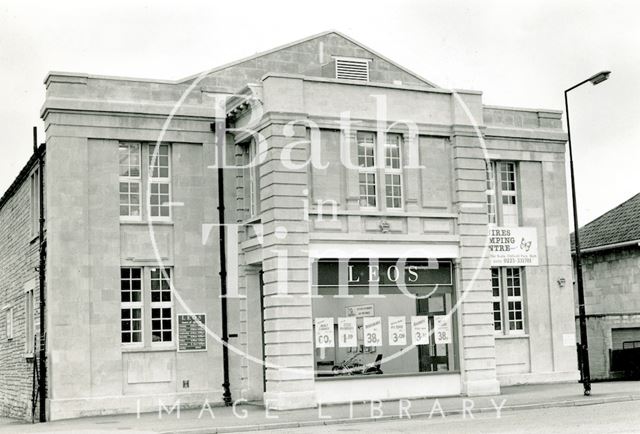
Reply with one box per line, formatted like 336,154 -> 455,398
565,70 -> 611,396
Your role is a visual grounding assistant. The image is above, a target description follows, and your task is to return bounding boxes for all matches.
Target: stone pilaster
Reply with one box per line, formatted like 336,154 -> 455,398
258,118 -> 316,409
452,131 -> 501,396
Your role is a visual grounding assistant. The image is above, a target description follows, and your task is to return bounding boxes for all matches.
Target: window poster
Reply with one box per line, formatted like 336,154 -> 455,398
433,315 -> 452,344
362,316 -> 383,347
337,317 -> 358,347
314,317 -> 334,348
388,316 -> 407,346
411,315 -> 430,345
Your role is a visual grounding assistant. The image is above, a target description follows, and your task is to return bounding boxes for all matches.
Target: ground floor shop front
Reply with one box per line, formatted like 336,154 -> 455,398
235,242 -> 580,410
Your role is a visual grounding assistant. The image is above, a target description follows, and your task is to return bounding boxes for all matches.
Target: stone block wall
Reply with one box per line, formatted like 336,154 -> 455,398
0,154 -> 43,420
185,32 -> 432,91
576,246 -> 640,379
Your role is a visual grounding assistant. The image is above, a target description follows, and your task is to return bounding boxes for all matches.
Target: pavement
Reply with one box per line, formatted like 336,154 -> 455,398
1,381 -> 639,433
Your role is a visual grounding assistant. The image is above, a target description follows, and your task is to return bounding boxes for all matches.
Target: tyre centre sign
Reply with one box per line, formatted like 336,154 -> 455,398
488,227 -> 539,266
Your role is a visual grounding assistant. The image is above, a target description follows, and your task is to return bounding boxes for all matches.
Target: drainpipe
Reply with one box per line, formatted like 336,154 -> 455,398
33,127 -> 47,422
211,121 -> 232,406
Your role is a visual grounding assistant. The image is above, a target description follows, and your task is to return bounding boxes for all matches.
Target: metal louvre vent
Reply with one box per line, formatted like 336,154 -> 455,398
335,58 -> 369,81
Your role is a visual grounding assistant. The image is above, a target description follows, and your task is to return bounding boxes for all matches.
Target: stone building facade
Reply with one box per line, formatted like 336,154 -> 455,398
0,31 -> 579,420
0,148 -> 44,420
572,193 -> 640,379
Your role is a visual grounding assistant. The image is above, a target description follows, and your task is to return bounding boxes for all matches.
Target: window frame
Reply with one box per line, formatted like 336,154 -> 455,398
30,168 -> 40,237
147,144 -> 172,222
486,160 -> 520,227
383,133 -> 404,210
24,287 -> 34,355
120,266 -> 175,348
357,131 -> 378,209
120,267 -> 144,347
491,266 -> 526,336
149,267 -> 174,346
119,143 -> 142,222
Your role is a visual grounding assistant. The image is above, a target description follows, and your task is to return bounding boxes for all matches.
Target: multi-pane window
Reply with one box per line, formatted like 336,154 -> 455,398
119,143 -> 141,219
121,267 -> 143,344
357,132 -> 377,207
120,267 -> 174,346
506,268 -> 524,331
491,268 -> 502,332
150,268 -> 173,343
486,161 -> 518,226
499,162 -> 518,226
148,144 -> 171,219
384,133 -> 403,209
486,162 -> 496,225
492,267 -> 525,335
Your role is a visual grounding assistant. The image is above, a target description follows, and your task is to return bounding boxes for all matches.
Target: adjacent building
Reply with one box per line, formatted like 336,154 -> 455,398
572,193 -> 640,379
0,31 -> 579,421
0,147 -> 44,420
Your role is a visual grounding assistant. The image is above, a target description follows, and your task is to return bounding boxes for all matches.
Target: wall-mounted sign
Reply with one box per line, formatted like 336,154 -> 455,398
315,317 -> 334,348
388,316 -> 407,346
363,317 -> 383,347
411,316 -> 430,345
177,314 -> 207,352
488,227 -> 539,266
433,315 -> 452,344
338,317 -> 358,347
345,304 -> 374,317
313,259 -> 453,294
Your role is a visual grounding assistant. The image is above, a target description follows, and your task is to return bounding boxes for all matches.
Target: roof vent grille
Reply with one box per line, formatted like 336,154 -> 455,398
335,58 -> 370,82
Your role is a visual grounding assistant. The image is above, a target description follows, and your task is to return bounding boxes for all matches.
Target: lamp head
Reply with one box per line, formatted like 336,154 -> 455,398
589,71 -> 611,85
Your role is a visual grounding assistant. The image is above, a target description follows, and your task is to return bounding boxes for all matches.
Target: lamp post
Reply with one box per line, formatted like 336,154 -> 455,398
565,70 -> 610,396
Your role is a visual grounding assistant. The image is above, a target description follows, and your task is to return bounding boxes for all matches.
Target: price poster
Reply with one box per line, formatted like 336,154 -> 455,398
411,316 -> 430,345
363,317 -> 383,347
433,315 -> 452,344
315,317 -> 334,348
338,317 -> 358,347
388,316 -> 407,346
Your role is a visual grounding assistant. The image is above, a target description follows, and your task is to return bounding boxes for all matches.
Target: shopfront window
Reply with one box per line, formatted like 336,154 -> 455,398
311,259 -> 458,378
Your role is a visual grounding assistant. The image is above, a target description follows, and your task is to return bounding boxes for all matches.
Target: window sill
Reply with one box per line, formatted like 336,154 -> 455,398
316,370 -> 460,381
494,333 -> 529,339
121,345 -> 176,353
24,353 -> 35,362
120,220 -> 174,226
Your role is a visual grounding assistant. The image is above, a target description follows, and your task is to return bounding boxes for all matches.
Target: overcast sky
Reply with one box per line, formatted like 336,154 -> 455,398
1,0 -> 638,226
